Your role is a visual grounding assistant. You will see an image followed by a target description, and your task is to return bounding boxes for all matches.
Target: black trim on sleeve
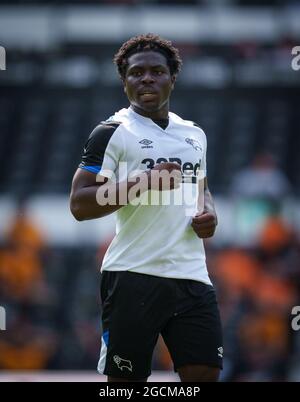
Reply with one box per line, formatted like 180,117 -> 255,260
79,122 -> 121,169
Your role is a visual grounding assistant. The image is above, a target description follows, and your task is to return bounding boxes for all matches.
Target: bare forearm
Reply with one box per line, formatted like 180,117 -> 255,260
192,184 -> 218,238
70,184 -> 118,221
70,174 -> 148,221
70,162 -> 182,222
198,178 -> 217,216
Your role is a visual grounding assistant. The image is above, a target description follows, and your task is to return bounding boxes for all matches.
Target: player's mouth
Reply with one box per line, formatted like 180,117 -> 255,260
139,92 -> 157,101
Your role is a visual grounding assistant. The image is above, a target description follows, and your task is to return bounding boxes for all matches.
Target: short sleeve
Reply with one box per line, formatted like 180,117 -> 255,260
200,132 -> 207,177
193,122 -> 207,178
79,122 -> 122,179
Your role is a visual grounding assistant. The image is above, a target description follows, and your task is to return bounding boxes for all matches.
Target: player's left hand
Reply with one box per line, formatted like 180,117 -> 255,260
191,211 -> 217,238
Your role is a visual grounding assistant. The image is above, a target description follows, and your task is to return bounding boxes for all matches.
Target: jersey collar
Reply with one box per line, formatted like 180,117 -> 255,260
128,106 -> 173,132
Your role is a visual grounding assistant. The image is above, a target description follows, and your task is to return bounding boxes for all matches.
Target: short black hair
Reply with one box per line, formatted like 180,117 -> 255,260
113,33 -> 182,81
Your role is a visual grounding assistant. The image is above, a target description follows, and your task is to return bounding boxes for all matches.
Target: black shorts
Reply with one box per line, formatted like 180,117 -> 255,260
98,270 -> 223,379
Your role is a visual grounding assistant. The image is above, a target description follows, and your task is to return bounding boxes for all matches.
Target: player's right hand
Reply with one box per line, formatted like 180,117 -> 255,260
146,162 -> 182,191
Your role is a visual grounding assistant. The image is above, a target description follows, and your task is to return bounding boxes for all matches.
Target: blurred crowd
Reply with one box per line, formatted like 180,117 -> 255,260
211,214 -> 300,381
0,201 -> 57,370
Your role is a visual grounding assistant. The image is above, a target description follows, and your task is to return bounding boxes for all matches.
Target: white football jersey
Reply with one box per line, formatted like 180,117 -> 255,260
79,106 -> 212,285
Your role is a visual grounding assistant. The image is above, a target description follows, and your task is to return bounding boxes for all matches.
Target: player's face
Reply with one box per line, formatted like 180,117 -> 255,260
124,51 -> 175,119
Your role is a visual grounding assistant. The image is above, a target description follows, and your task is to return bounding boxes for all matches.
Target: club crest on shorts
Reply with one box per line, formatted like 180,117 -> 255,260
217,347 -> 223,358
185,138 -> 202,152
113,355 -> 133,372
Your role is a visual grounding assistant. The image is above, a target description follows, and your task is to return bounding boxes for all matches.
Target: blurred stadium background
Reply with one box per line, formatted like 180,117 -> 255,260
0,0 -> 300,382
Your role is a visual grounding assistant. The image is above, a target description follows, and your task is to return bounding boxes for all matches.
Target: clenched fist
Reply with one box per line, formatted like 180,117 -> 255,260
146,162 -> 182,191
191,211 -> 217,238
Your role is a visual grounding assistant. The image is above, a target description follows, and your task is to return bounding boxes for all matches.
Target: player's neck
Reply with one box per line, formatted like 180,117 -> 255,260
131,104 -> 169,121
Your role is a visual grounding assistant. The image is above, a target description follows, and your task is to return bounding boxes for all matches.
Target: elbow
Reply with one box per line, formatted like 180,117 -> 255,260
70,197 -> 85,221
72,212 -> 85,222
70,206 -> 84,222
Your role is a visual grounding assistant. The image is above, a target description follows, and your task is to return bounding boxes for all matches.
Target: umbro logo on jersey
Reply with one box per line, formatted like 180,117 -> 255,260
139,139 -> 153,149
185,138 -> 202,152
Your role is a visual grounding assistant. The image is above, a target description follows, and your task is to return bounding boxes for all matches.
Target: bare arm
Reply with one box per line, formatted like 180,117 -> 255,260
70,162 -> 182,221
202,177 -> 218,224
70,168 -> 147,221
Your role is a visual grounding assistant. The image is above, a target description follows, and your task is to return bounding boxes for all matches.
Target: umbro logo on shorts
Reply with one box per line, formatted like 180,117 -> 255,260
113,355 -> 133,372
217,347 -> 223,358
139,139 -> 153,149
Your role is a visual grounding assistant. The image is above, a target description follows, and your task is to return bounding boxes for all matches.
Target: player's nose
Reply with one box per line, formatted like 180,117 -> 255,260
141,71 -> 155,84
